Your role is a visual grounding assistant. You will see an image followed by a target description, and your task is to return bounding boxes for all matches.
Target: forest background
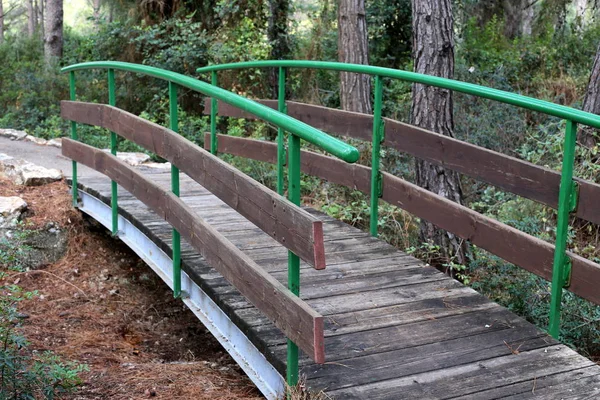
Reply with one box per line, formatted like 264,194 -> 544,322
1,0 -> 600,364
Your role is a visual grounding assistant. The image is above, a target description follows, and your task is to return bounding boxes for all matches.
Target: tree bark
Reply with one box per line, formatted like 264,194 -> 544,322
580,41 -> 600,148
338,0 -> 371,114
38,0 -> 45,38
27,0 -> 35,37
93,0 -> 102,30
0,0 -> 4,45
44,0 -> 63,63
411,0 -> 467,266
268,0 -> 291,98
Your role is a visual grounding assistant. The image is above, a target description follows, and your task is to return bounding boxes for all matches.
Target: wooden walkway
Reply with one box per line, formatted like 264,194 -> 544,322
75,167 -> 600,399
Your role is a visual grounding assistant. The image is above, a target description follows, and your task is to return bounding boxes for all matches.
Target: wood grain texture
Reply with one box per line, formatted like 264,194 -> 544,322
384,118 -> 600,226
61,101 -> 325,270
204,133 -> 372,194
204,98 -> 600,225
381,172 -> 600,306
61,138 -> 325,363
203,98 -> 373,141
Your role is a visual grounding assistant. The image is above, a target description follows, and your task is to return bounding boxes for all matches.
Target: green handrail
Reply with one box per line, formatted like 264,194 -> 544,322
197,60 -> 600,129
62,62 -> 359,163
196,60 -> 600,348
63,61 -> 358,392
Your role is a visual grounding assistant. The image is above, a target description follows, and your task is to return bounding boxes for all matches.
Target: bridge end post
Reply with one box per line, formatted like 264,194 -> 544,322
169,81 -> 182,298
548,119 -> 578,339
69,71 -> 78,207
210,71 -> 218,155
370,75 -> 384,237
108,68 -> 119,236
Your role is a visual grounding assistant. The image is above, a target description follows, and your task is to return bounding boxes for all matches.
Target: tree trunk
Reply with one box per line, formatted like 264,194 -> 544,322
268,0 -> 291,98
338,0 -> 371,114
27,0 -> 35,37
580,42 -> 600,148
38,0 -> 45,38
0,0 -> 4,45
44,0 -> 63,64
411,0 -> 467,266
93,0 -> 102,30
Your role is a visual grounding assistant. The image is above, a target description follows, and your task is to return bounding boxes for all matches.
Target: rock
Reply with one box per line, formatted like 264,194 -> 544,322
25,135 -> 48,145
0,224 -> 68,270
0,129 -> 27,141
141,162 -> 171,169
102,150 -> 151,166
46,138 -> 62,148
0,196 -> 28,228
0,153 -> 63,186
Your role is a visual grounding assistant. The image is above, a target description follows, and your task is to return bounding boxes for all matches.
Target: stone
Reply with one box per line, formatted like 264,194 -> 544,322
25,135 -> 48,145
46,138 -> 62,148
0,153 -> 63,186
141,162 -> 171,169
102,150 -> 151,166
0,129 -> 27,141
0,196 -> 28,228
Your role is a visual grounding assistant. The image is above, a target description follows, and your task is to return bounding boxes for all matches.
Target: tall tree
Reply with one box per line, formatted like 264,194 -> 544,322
44,0 -> 63,63
411,0 -> 467,265
27,0 -> 36,36
580,42 -> 600,148
268,0 -> 291,98
93,0 -> 102,29
338,0 -> 371,113
38,0 -> 45,39
0,0 -> 4,45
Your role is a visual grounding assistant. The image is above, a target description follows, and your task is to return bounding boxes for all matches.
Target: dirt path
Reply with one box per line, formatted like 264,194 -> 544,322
0,177 -> 263,399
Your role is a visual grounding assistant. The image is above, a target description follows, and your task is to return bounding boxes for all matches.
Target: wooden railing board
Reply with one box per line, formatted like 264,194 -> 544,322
203,132 -> 600,305
62,138 -> 325,363
205,98 -> 600,225
61,101 -> 325,270
203,98 -> 373,142
204,134 -> 372,194
381,172 -> 600,306
383,119 -> 600,226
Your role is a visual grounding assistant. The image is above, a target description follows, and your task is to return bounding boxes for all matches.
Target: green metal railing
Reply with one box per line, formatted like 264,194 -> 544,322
62,61 -> 359,389
197,60 -> 600,342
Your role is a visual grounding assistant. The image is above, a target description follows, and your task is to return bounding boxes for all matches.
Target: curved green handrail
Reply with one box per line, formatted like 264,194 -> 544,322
197,60 -> 600,129
61,61 -> 360,163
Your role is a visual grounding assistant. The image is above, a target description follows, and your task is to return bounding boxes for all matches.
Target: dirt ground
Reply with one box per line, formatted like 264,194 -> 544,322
0,177 -> 263,399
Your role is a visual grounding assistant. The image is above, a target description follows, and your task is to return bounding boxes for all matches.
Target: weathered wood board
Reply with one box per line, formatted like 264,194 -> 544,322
62,138 -> 325,363
61,101 -> 325,270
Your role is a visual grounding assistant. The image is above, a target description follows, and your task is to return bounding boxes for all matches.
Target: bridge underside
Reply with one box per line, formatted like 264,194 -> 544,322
73,167 -> 600,399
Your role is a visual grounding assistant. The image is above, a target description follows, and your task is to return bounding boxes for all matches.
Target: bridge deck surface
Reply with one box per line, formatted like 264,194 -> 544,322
72,166 -> 600,399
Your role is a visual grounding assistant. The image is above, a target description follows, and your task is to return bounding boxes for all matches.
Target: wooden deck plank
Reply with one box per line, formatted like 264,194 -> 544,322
69,163 -> 600,399
328,346 -> 594,399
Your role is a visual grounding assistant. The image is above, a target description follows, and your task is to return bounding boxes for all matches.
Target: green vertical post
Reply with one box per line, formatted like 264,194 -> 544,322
108,68 -> 118,236
286,133 -> 301,390
548,119 -> 578,339
277,67 -> 287,195
169,82 -> 182,298
210,71 -> 218,155
69,71 -> 78,207
370,75 -> 384,237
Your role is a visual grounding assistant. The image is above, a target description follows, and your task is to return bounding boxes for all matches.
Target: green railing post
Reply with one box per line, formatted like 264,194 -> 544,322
548,119 -> 578,338
210,71 -> 218,155
69,72 -> 78,207
370,75 -> 384,237
277,67 -> 287,195
108,68 -> 118,236
169,81 -> 182,298
286,132 -> 301,390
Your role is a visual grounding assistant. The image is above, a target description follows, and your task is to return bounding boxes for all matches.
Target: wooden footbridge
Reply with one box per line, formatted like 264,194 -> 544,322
58,61 -> 600,399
